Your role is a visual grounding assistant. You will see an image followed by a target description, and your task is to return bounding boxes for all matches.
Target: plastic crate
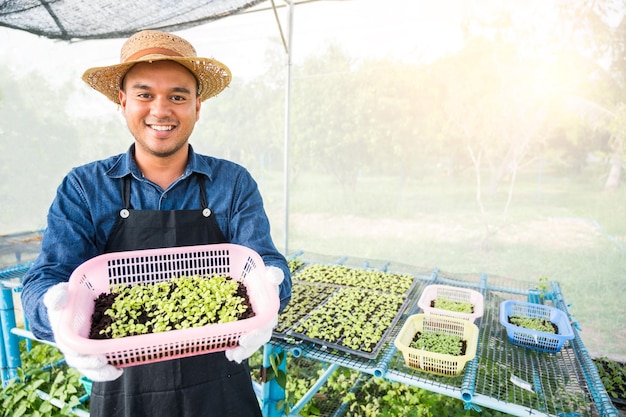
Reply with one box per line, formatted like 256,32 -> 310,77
56,243 -> 279,368
394,314 -> 479,376
499,300 -> 574,353
418,284 -> 484,323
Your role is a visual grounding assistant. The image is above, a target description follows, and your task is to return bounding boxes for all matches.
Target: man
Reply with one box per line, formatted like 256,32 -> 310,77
21,30 -> 291,417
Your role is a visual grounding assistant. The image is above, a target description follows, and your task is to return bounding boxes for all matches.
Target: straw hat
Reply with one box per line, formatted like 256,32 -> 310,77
82,30 -> 232,104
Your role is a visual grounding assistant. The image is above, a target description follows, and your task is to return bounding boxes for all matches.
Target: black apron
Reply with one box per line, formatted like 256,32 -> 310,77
89,175 -> 263,417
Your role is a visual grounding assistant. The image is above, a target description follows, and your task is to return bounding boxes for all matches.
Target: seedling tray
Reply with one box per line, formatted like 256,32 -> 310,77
499,300 -> 574,353
394,313 -> 479,377
57,243 -> 279,367
418,284 -> 484,323
275,263 -> 420,359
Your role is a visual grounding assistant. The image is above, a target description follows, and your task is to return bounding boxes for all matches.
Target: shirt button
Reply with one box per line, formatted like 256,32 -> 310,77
162,193 -> 167,199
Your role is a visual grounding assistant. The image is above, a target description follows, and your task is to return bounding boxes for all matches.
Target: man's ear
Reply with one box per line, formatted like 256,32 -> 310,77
119,90 -> 127,111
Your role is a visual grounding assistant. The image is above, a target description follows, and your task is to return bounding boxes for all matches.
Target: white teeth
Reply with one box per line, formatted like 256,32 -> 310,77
151,125 -> 173,131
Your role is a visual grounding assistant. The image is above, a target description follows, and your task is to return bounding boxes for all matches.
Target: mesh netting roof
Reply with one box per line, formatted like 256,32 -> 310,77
0,0 -> 268,41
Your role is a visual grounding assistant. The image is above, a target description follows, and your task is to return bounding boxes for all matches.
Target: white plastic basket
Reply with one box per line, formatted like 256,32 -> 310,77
418,284 -> 484,323
56,243 -> 279,367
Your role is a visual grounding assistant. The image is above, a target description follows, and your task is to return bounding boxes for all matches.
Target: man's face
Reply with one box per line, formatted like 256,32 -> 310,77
119,60 -> 201,159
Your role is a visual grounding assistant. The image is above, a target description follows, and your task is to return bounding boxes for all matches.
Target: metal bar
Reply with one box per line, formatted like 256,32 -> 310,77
282,0 -> 294,255
469,392 -> 554,417
24,313 -> 33,352
11,328 -> 58,348
460,351 -> 479,404
460,272 -> 488,405
0,286 -> 21,384
331,372 -> 369,417
288,363 -> 340,416
7,285 -> 33,351
9,326 -> 93,414
36,0 -> 69,40
551,282 -> 620,417
35,389 -> 90,417
263,343 -> 288,417
372,342 -> 395,378
372,283 -> 425,379
0,262 -> 33,280
0,308 -> 8,385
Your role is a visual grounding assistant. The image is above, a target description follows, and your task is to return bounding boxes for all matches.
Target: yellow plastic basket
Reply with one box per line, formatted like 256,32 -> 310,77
394,314 -> 479,376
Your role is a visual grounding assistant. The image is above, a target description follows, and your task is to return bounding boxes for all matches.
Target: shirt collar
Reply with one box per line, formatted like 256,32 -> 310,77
105,144 -> 213,181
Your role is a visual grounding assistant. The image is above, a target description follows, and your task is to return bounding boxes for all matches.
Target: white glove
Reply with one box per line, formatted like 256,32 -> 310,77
225,266 -> 283,364
44,282 -> 124,382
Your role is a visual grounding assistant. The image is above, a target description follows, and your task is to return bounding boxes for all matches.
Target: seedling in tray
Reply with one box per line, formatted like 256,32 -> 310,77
410,331 -> 467,356
432,298 -> 474,314
394,314 -> 479,376
508,315 -> 557,334
90,274 -> 253,339
499,300 -> 574,353
418,284 -> 484,323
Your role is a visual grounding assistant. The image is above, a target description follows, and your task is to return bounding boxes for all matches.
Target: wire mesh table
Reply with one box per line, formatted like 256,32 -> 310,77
0,243 -> 620,417
269,251 -> 620,417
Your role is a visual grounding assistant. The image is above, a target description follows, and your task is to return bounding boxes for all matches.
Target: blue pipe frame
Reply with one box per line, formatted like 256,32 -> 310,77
1,261 -> 622,417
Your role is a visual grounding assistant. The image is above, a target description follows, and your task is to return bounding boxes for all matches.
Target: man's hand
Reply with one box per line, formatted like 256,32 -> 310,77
225,266 -> 283,363
44,282 -> 123,381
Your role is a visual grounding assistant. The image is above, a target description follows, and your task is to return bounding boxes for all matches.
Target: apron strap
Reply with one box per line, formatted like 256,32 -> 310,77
197,175 -> 208,210
120,174 -> 207,210
122,175 -> 131,210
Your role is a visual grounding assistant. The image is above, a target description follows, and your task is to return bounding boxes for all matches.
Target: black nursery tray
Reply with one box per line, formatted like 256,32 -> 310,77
275,263 -> 422,359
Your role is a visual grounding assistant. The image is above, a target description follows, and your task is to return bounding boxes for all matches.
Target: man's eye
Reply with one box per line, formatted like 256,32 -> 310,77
171,95 -> 186,102
137,93 -> 152,99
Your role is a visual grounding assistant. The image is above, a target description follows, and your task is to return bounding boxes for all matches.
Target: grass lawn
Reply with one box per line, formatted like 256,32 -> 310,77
258,166 -> 626,358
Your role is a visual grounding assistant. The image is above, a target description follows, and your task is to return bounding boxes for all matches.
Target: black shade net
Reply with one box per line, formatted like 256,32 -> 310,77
0,0 -> 267,41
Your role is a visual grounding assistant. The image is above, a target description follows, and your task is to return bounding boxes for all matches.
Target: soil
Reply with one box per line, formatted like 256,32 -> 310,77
89,278 -> 253,340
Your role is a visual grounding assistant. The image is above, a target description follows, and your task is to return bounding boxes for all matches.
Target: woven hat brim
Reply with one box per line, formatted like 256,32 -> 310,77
82,56 -> 232,104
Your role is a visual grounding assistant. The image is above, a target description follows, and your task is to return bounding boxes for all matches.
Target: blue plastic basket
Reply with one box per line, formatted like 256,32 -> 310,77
499,300 -> 574,353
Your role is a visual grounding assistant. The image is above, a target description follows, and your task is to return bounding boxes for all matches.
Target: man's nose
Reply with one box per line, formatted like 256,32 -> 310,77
150,96 -> 172,117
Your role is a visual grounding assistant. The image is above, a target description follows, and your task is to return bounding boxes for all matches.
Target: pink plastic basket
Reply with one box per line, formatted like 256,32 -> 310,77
418,284 -> 484,323
56,243 -> 279,368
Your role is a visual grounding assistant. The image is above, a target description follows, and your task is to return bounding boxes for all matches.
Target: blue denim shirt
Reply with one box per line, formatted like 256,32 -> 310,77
21,145 -> 291,342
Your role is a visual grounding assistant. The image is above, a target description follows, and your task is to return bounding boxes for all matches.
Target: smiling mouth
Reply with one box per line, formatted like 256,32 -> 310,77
150,125 -> 174,131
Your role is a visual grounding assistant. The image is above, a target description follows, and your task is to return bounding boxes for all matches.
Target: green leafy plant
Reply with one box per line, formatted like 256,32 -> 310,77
509,315 -> 556,334
92,274 -> 251,339
279,264 -> 414,354
432,298 -> 474,313
537,276 -> 550,295
287,258 -> 305,273
249,352 -> 516,417
409,331 -> 464,356
1,341 -> 88,417
594,357 -> 626,400
275,282 -> 336,334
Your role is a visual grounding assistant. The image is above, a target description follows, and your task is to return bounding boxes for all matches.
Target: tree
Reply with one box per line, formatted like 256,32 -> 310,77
556,0 -> 626,189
